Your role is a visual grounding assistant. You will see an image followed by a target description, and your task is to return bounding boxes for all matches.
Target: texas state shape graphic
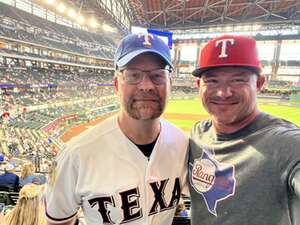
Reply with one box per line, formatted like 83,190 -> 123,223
189,149 -> 236,216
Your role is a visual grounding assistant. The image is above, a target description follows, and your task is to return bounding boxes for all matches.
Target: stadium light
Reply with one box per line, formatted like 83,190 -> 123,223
57,3 -> 66,13
77,15 -> 85,24
45,0 -> 56,5
89,18 -> 98,28
68,8 -> 77,18
102,23 -> 114,32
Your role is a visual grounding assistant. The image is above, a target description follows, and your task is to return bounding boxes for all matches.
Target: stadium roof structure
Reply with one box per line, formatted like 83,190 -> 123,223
59,0 -> 300,36
127,0 -> 300,32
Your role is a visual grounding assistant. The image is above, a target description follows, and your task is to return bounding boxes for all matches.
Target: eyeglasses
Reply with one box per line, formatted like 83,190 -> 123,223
118,68 -> 172,85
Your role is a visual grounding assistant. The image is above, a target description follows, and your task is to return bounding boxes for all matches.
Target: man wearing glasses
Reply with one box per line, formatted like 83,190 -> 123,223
45,33 -> 188,225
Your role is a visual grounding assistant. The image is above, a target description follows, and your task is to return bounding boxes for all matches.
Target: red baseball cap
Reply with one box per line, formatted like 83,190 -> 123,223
192,35 -> 262,77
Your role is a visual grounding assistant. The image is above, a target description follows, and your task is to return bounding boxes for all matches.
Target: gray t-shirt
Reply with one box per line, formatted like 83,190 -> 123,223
188,112 -> 300,225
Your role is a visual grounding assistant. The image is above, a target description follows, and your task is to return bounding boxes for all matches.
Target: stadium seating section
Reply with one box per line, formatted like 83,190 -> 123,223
0,2 -> 116,60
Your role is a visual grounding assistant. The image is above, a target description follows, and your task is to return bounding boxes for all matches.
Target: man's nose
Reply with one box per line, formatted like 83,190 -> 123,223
138,74 -> 155,90
215,84 -> 233,98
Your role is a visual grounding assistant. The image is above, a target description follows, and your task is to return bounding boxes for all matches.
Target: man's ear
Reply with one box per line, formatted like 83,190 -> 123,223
256,75 -> 265,91
169,76 -> 173,88
196,78 -> 200,88
114,74 -> 119,93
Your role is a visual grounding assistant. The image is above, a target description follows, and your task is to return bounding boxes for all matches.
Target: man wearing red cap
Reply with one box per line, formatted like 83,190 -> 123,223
188,35 -> 300,225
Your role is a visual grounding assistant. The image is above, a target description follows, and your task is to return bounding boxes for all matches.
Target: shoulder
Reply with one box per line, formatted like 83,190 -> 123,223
264,114 -> 300,141
160,119 -> 188,151
65,116 -> 118,153
56,116 -> 121,165
71,115 -> 117,141
161,119 -> 187,139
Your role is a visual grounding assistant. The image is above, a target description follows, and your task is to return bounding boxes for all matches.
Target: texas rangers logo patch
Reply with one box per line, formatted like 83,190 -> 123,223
189,149 -> 236,216
138,33 -> 153,48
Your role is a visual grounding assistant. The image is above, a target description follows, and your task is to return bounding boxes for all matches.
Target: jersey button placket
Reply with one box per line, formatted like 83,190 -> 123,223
144,161 -> 151,225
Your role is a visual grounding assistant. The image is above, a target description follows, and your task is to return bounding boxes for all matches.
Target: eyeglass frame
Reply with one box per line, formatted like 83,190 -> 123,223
116,66 -> 173,85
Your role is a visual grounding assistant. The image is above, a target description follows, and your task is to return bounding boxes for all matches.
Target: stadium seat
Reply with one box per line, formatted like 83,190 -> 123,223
0,186 -> 14,192
172,216 -> 191,225
7,192 -> 19,205
0,191 -> 9,204
0,191 -> 18,205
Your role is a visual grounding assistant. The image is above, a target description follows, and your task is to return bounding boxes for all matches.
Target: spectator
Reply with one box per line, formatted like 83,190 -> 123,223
0,154 -> 6,170
0,164 -> 19,191
175,203 -> 189,217
19,163 -> 40,186
45,33 -> 188,225
188,35 -> 300,225
1,183 -> 46,225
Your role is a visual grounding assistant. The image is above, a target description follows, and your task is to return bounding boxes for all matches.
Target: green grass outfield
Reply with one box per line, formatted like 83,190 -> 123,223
163,99 -> 300,131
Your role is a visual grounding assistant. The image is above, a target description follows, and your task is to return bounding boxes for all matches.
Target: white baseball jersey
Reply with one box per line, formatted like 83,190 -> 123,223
45,115 -> 188,225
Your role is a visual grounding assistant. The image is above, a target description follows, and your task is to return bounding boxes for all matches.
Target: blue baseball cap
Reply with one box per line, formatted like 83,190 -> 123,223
114,33 -> 173,69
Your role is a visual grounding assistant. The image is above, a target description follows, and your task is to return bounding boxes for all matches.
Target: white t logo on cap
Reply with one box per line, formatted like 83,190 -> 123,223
138,33 -> 154,47
215,39 -> 235,58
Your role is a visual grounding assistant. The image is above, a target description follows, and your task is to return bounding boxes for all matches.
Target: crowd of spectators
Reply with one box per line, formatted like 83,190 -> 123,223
0,63 -> 120,223
0,67 -> 113,87
0,66 -> 118,178
172,73 -> 300,100
0,2 -> 116,60
0,69 -> 118,225
0,49 -> 113,68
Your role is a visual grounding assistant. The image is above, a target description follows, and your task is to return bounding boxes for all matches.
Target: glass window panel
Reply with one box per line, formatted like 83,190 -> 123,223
47,11 -> 55,22
16,0 -> 31,13
56,17 -> 72,27
257,41 -> 276,61
0,0 -> 14,6
106,0 -> 111,12
33,5 -> 46,18
281,40 -> 300,61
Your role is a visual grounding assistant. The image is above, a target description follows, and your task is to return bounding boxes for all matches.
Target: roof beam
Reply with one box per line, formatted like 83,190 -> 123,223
201,0 -> 209,23
185,7 -> 204,21
128,0 -> 300,31
148,11 -> 163,23
256,2 -> 288,20
161,0 -> 167,27
221,0 -> 231,22
140,0 -> 150,27
182,0 -> 186,25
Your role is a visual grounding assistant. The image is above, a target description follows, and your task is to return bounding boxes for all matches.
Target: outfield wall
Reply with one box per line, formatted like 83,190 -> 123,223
290,94 -> 300,102
170,93 -> 300,107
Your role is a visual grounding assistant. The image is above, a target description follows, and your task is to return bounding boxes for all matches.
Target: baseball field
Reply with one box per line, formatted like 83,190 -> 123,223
163,99 -> 300,131
61,98 -> 300,142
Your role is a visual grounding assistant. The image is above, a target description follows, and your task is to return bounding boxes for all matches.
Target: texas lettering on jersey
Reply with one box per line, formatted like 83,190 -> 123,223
88,178 -> 181,224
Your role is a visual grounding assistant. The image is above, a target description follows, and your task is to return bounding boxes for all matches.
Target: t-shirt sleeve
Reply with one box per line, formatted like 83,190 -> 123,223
45,149 -> 80,224
291,168 -> 300,198
289,162 -> 300,198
